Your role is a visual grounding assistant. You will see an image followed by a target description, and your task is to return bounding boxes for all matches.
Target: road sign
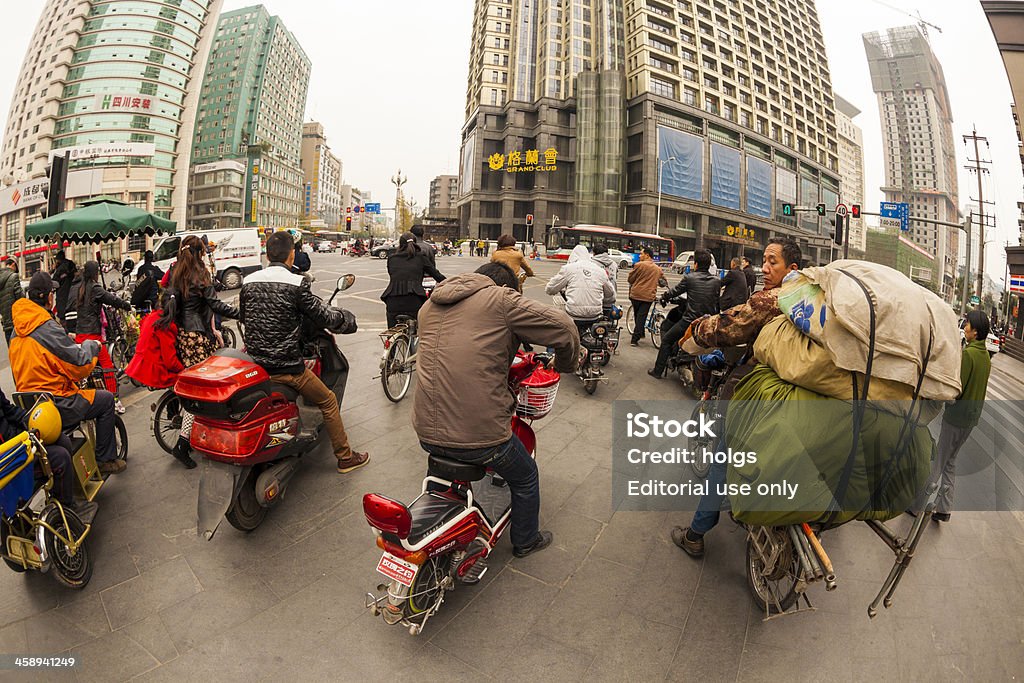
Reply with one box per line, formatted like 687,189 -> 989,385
879,217 -> 902,230
970,295 -> 981,306
835,203 -> 848,218
880,202 -> 909,231
364,202 -> 381,214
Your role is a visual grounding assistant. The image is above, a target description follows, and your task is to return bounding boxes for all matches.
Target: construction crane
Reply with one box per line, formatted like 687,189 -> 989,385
867,0 -> 943,39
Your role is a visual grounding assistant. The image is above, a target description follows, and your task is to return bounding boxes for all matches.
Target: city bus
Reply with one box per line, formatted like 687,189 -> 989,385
545,224 -> 675,266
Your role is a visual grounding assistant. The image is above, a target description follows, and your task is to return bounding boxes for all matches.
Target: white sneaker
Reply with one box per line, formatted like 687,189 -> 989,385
114,399 -> 126,415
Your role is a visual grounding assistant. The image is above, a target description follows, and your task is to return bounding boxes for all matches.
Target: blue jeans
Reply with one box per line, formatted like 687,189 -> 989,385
421,436 -> 540,548
691,437 -> 729,535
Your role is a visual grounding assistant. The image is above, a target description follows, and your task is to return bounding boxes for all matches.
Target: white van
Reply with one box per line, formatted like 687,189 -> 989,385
141,228 -> 263,289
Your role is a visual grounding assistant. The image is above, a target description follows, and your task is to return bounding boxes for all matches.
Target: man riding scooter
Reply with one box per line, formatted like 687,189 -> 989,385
648,249 -> 720,379
545,245 -> 615,337
240,231 -> 368,474
9,272 -> 125,476
413,262 -> 580,558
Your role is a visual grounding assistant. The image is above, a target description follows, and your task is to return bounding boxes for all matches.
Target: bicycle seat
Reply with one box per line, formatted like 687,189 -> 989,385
427,454 -> 487,483
406,493 -> 468,544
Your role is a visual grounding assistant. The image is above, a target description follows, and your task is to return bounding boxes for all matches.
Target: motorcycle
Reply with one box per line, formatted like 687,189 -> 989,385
363,352 -> 560,635
577,319 -> 612,395
348,245 -> 367,258
174,274 -> 357,540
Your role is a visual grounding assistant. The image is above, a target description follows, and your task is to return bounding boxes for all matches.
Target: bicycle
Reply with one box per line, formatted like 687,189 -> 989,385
686,347 -> 745,479
378,316 -> 419,403
624,299 -> 667,348
78,368 -> 129,462
104,306 -> 139,387
151,388 -> 182,455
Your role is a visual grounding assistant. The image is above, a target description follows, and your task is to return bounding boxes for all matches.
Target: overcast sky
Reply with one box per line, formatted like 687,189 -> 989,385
0,1 -> 1017,280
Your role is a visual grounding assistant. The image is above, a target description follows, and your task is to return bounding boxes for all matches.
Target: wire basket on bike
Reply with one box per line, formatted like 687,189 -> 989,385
106,307 -> 139,347
79,366 -> 119,395
515,365 -> 560,419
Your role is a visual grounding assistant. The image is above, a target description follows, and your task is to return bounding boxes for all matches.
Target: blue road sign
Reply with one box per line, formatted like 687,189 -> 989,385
880,202 -> 910,231
364,202 -> 381,214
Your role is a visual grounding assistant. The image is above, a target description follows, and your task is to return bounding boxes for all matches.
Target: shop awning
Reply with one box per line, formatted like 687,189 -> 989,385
25,197 -> 176,244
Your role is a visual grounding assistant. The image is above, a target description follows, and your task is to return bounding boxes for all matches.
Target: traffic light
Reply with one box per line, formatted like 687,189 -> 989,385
850,204 -> 861,219
816,203 -> 826,217
782,203 -> 794,217
41,153 -> 69,219
345,216 -> 352,231
526,213 -> 534,227
833,214 -> 845,246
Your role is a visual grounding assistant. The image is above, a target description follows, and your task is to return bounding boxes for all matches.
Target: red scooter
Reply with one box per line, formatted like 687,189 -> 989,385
362,352 -> 560,635
174,275 -> 357,540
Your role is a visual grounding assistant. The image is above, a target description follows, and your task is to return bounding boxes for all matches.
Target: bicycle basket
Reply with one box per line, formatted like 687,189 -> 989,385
0,434 -> 35,518
515,366 -> 560,419
81,366 -> 118,392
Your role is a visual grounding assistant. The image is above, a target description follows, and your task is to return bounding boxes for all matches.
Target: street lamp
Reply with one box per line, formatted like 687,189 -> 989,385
656,156 -> 677,237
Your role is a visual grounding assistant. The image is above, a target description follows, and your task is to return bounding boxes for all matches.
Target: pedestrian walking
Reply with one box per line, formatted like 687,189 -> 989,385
913,309 -> 992,523
626,248 -> 662,346
51,251 -> 76,325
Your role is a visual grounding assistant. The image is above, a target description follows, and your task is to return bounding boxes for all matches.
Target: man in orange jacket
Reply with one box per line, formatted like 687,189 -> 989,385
9,272 -> 125,475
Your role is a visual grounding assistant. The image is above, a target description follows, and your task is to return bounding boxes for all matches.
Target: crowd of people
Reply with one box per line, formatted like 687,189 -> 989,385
0,227 -> 999,569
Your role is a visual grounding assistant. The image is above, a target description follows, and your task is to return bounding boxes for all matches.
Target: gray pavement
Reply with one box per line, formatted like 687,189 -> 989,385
0,252 -> 1021,681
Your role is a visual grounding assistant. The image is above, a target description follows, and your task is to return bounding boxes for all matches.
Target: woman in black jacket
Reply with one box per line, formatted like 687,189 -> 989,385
66,260 -> 132,398
380,232 -> 445,328
157,235 -> 239,468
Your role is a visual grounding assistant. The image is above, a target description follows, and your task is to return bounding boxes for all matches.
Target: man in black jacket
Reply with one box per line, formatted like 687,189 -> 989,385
410,225 -> 437,268
240,231 -> 368,474
0,259 -> 22,342
720,257 -> 749,310
741,256 -> 757,293
648,249 -> 720,378
51,251 -> 76,325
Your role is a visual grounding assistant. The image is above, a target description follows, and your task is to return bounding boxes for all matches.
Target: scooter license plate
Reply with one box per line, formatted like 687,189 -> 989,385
376,552 -> 418,587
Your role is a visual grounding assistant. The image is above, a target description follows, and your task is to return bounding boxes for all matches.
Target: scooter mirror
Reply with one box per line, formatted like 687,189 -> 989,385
337,274 -> 356,292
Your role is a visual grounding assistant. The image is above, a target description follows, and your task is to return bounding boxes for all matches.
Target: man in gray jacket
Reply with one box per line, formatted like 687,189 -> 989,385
413,262 -> 579,559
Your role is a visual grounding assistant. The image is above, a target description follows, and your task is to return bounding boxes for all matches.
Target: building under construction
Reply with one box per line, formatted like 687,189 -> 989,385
863,25 -> 960,299
864,226 -> 939,294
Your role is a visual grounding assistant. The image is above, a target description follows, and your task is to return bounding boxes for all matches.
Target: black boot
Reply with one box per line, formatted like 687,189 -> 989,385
172,436 -> 197,469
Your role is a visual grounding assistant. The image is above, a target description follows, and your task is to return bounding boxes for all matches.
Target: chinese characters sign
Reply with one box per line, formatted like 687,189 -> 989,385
94,94 -> 156,114
0,179 -> 46,213
488,148 -> 559,173
725,225 -> 757,242
50,143 -> 156,162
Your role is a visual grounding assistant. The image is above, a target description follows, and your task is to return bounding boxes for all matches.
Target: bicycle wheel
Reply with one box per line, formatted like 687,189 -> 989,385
688,400 -> 716,479
746,527 -> 800,615
650,312 -> 663,349
109,339 -> 131,383
222,325 -> 237,349
113,415 -> 128,462
625,305 -> 636,335
381,336 -> 413,403
152,391 -> 182,454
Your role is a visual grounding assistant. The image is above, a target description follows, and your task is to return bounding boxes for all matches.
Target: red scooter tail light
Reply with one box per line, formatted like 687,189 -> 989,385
363,493 -> 412,539
192,420 -> 265,457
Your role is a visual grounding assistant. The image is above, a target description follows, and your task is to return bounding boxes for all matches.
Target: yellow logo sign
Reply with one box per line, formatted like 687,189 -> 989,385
726,225 -> 757,241
488,148 -> 559,173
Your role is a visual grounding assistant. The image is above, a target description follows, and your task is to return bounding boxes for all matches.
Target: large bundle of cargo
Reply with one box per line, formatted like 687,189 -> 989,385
724,261 -> 958,527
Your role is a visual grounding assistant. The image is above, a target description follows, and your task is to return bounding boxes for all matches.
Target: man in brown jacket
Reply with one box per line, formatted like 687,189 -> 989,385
626,248 -> 663,346
412,262 -> 579,558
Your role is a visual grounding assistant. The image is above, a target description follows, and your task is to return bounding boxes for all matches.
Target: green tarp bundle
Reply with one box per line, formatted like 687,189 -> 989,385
725,365 -> 935,527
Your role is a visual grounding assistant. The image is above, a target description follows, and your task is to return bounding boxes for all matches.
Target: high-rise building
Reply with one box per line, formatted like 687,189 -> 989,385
458,0 -> 843,265
864,25 -> 960,296
188,5 -> 310,231
982,1 -> 1024,246
834,94 -> 866,254
300,121 -> 342,229
0,0 -> 223,269
429,175 -> 459,214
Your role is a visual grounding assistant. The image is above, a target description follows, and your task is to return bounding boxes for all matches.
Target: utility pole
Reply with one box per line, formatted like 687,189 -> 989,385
964,127 -> 991,300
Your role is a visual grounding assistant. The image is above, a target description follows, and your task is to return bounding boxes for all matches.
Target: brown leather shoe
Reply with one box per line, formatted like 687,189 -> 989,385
671,526 -> 705,558
98,459 -> 126,476
337,451 -> 369,473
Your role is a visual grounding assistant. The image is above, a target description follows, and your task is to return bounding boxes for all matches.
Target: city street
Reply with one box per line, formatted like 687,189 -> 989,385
0,252 -> 1022,681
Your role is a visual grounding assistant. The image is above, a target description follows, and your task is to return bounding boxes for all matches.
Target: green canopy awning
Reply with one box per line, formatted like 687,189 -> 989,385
26,198 -> 176,244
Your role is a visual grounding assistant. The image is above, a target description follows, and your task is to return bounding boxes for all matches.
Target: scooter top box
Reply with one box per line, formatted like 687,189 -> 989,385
174,354 -> 277,421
